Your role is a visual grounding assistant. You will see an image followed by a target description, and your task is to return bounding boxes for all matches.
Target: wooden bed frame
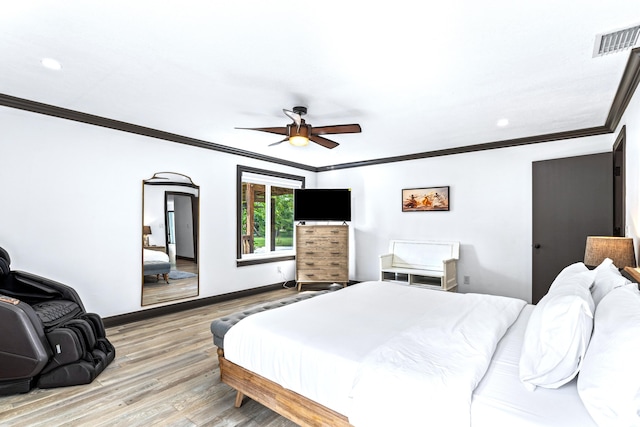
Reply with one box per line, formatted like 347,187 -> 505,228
217,348 -> 352,427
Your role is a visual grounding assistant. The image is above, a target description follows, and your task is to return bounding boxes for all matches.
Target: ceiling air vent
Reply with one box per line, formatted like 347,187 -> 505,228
593,24 -> 640,57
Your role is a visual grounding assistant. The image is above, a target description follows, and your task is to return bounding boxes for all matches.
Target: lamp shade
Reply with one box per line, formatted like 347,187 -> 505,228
584,236 -> 636,268
143,226 -> 152,235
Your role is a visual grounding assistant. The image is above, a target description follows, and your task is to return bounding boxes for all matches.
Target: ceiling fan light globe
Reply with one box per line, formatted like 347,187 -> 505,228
289,136 -> 309,146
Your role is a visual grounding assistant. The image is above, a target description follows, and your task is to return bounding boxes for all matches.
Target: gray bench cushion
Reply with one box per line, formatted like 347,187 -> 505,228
211,290 -> 330,349
143,261 -> 171,276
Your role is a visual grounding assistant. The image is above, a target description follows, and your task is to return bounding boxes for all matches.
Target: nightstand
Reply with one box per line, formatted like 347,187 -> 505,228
623,266 -> 640,283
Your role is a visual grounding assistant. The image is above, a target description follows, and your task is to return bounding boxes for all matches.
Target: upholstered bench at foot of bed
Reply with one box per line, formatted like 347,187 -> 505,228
143,261 -> 171,284
210,290 -> 330,350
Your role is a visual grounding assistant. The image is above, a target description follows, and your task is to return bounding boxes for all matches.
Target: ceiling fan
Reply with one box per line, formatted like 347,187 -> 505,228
236,106 -> 361,149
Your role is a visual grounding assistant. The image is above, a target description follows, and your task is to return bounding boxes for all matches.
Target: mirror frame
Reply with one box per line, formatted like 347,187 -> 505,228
142,172 -> 199,306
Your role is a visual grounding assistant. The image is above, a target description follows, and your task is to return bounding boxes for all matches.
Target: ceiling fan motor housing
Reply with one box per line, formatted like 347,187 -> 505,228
292,106 -> 307,116
288,122 -> 311,137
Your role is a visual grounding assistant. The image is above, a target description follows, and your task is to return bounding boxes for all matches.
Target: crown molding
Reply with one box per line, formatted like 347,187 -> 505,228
318,47 -> 640,171
318,126 -> 612,171
2,47 -> 639,173
0,93 -> 317,172
605,47 -> 640,131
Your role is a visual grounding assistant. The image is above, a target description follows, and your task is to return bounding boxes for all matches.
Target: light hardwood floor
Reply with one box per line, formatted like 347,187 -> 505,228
0,288 -> 301,426
142,259 -> 199,306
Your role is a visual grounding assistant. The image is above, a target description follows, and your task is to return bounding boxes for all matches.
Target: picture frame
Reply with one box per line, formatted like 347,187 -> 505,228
402,186 -> 450,212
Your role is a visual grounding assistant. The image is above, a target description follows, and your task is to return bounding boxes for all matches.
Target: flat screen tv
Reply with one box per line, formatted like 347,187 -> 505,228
294,188 -> 351,222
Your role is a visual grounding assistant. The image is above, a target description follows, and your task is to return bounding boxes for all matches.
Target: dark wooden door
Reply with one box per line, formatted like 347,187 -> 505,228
532,152 -> 613,304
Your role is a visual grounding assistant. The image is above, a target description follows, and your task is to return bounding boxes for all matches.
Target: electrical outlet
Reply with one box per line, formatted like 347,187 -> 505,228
463,276 -> 470,285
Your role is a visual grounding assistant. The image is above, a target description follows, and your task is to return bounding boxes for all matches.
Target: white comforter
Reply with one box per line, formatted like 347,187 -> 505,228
224,281 -> 525,426
143,248 -> 170,262
348,287 -> 526,426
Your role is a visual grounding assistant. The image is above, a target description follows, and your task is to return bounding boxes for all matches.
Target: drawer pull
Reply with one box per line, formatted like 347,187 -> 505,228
331,252 -> 341,255
305,262 -> 315,266
331,262 -> 340,266
331,241 -> 340,244
306,241 -> 315,244
305,252 -> 315,255
307,273 -> 315,277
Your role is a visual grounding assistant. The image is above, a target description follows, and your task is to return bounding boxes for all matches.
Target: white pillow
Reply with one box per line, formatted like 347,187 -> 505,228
520,270 -> 595,389
548,262 -> 591,291
591,258 -> 631,307
577,284 -> 640,427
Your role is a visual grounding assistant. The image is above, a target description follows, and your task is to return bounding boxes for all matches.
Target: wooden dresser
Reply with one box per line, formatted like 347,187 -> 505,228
295,224 -> 349,291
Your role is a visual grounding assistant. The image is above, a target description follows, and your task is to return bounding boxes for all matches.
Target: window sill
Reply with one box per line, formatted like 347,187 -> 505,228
236,254 -> 295,267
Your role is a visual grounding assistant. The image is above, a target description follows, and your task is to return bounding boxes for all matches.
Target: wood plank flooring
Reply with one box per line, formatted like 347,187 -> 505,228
0,288 -> 301,426
142,259 -> 199,306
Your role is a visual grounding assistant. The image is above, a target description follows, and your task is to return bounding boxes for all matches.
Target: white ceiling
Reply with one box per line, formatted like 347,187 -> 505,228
2,1 -> 639,168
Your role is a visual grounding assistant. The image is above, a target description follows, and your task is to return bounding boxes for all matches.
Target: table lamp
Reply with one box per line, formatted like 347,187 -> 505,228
584,236 -> 636,268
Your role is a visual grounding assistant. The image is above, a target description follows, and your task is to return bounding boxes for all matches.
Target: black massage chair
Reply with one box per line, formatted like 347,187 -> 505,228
0,246 -> 115,395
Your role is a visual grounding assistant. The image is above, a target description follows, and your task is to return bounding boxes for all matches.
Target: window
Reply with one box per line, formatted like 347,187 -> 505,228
237,166 -> 304,265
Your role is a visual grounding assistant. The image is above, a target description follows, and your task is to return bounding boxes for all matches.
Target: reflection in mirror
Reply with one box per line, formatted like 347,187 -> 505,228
142,172 -> 199,306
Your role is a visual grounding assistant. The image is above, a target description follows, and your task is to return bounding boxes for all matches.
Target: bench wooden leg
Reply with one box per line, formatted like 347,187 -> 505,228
234,390 -> 245,407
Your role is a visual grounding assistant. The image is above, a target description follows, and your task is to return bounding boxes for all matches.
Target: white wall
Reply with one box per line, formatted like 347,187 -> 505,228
0,107 -> 315,317
318,135 -> 616,302
2,85 -> 637,315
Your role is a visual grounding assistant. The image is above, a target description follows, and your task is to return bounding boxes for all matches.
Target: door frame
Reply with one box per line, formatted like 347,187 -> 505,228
613,125 -> 626,237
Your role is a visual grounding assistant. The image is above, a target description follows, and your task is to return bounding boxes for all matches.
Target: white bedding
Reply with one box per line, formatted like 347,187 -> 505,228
348,287 -> 525,426
143,248 -> 170,262
471,305 -> 596,427
224,281 -> 527,426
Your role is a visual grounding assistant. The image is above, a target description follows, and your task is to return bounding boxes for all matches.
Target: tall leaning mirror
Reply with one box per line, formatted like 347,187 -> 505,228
142,172 -> 199,306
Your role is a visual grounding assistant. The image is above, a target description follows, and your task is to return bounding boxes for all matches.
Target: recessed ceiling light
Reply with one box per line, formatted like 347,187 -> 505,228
41,58 -> 62,70
496,118 -> 509,127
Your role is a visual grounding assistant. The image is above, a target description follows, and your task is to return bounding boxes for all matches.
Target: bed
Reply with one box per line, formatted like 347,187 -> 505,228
143,248 -> 171,283
214,259 -> 640,427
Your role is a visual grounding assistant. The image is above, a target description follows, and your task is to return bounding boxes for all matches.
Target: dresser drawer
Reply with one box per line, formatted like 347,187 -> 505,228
298,233 -> 347,242
297,226 -> 348,239
297,242 -> 347,258
297,258 -> 347,269
296,269 -> 348,282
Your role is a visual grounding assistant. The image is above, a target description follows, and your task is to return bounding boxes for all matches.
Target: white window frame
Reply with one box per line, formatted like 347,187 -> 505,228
237,166 -> 304,266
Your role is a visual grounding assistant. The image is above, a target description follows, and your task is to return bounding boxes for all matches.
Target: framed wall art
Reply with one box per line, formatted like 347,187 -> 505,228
402,186 -> 450,212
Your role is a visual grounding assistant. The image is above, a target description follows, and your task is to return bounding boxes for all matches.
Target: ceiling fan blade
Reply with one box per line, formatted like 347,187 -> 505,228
282,109 -> 302,129
235,126 -> 288,136
268,137 -> 289,147
310,134 -> 339,149
312,124 -> 361,135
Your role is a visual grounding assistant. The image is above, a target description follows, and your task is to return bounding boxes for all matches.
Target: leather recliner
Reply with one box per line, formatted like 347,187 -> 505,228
0,246 -> 115,395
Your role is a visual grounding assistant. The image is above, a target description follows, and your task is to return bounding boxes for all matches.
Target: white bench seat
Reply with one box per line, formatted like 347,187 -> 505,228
380,240 -> 459,291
